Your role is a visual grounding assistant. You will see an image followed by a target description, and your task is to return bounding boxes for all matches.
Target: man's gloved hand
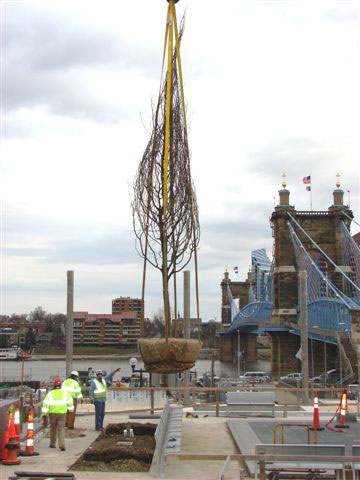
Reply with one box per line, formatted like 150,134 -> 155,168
43,416 -> 48,428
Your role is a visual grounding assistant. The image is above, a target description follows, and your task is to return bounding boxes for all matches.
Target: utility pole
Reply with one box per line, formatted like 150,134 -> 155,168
299,271 -> 309,403
66,270 -> 74,379
183,270 -> 190,404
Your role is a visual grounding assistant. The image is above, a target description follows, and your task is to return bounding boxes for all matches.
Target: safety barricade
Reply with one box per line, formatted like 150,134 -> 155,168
154,400 -> 183,478
226,392 -> 275,417
352,445 -> 360,480
254,444 -> 346,480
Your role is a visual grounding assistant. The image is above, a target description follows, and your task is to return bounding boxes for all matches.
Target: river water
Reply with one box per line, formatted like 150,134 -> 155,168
0,358 -> 270,382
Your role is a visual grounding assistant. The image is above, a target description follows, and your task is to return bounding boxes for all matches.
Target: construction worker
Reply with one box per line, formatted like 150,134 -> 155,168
62,370 -> 83,429
89,368 -> 121,431
42,378 -> 74,451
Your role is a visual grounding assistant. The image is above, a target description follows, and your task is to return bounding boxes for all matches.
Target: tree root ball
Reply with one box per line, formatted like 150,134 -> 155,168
138,338 -> 202,374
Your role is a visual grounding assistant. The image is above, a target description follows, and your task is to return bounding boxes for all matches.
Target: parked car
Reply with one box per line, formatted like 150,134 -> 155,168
312,369 -> 340,386
348,384 -> 360,400
280,373 -> 303,384
239,371 -> 270,383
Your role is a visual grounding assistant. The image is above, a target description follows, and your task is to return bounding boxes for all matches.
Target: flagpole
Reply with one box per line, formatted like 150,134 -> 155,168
310,182 -> 313,211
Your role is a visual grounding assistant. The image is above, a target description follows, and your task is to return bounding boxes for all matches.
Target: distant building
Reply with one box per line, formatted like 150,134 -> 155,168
0,328 -> 19,347
112,296 -> 141,321
36,332 -> 54,345
200,320 -> 221,348
73,311 -> 139,346
174,317 -> 201,338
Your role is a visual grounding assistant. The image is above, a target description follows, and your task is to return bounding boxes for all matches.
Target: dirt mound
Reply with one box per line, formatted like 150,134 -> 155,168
71,423 -> 156,472
105,422 -> 157,436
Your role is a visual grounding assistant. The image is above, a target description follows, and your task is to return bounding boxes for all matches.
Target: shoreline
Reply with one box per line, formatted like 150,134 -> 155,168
30,353 -> 141,361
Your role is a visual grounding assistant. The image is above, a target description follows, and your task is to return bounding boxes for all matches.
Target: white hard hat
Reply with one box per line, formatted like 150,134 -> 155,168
96,369 -> 103,374
71,370 -> 79,377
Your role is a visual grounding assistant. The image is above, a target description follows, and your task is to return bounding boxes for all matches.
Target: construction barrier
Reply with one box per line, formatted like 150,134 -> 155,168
335,388 -> 350,429
310,390 -> 324,431
14,402 -> 21,451
20,406 -> 39,456
2,412 -> 21,465
1,419 -> 9,461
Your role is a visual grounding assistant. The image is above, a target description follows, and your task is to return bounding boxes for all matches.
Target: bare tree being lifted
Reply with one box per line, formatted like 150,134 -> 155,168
132,0 -> 202,373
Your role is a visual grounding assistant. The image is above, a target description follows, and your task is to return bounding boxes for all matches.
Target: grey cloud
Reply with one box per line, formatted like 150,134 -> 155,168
246,138 -> 340,182
3,3 -> 158,122
5,214 -> 139,265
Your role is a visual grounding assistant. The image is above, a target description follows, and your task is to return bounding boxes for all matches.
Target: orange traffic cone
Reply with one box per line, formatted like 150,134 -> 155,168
20,406 -> 39,457
1,420 -> 9,461
14,402 -> 21,451
310,390 -> 324,431
2,413 -> 21,465
335,388 -> 350,429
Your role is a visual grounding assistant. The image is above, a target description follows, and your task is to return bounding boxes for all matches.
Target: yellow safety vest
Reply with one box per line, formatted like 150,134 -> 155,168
93,378 -> 107,399
62,378 -> 83,399
42,388 -> 74,415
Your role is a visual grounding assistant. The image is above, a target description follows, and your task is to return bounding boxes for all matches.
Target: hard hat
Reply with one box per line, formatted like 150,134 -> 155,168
54,378 -> 62,387
70,370 -> 79,377
96,369 -> 103,374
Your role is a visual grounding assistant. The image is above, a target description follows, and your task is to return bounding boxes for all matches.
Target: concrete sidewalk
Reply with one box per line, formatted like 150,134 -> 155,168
1,410 -> 243,480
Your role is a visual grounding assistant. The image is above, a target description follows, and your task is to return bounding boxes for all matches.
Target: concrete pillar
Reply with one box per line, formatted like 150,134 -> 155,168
66,270 -> 74,379
271,332 -> 299,376
183,271 -> 190,403
270,333 -> 280,375
220,335 -> 233,363
299,271 -> 309,398
245,334 -> 257,362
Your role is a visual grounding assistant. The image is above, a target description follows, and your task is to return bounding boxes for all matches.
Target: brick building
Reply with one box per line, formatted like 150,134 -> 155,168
111,297 -> 141,321
73,311 -> 139,346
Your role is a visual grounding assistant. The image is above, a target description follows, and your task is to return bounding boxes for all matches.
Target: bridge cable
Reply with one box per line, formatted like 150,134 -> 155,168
288,212 -> 360,295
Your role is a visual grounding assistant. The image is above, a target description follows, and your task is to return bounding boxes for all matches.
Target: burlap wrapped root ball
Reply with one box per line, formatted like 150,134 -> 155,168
138,338 -> 202,374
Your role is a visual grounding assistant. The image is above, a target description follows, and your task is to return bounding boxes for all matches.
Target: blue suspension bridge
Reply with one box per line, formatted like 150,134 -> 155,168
224,213 -> 360,348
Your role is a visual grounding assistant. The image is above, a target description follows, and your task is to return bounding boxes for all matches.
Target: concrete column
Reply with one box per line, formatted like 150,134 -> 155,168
245,334 -> 258,362
220,334 -> 233,363
270,333 -> 280,375
184,271 -> 190,339
271,332 -> 299,377
299,271 -> 309,400
183,270 -> 190,403
66,270 -> 74,379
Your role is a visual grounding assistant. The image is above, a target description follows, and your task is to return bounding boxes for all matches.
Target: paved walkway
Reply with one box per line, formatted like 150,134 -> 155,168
1,410 -> 243,480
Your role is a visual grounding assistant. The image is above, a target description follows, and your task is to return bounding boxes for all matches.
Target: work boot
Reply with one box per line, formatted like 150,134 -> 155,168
60,446 -> 66,451
49,445 -> 56,448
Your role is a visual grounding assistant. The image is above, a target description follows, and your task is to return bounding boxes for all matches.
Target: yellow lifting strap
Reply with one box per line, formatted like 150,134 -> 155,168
161,0 -> 201,325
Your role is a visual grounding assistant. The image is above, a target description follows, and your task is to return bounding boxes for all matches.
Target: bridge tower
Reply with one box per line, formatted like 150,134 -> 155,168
220,271 -> 258,363
270,177 -> 355,375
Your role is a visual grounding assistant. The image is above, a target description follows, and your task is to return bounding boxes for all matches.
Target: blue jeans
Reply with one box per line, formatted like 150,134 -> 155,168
94,400 -> 106,429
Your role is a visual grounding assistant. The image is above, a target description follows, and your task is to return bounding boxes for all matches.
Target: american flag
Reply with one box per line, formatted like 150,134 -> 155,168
303,175 -> 311,185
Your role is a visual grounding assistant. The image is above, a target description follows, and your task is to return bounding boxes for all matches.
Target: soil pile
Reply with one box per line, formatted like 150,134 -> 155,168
71,422 -> 157,472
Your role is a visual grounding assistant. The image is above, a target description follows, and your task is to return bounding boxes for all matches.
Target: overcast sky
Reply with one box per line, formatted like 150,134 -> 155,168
1,0 -> 359,322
